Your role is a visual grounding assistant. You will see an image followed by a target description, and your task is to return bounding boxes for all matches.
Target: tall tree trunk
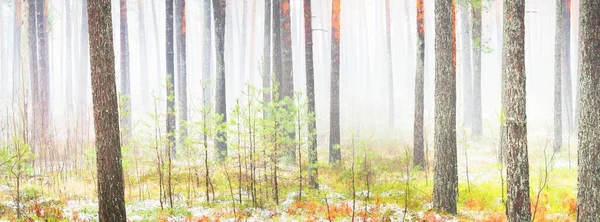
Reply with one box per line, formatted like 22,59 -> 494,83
203,0 -> 212,113
329,0 -> 341,164
262,0 -> 272,107
554,0 -> 563,152
119,0 -> 132,145
28,0 -> 39,161
471,0 -> 482,138
503,0 -> 531,220
385,0 -> 394,129
562,0 -> 573,134
87,0 -> 127,220
13,0 -> 23,100
138,0 -> 149,111
304,0 -> 318,189
214,0 -> 228,160
150,0 -> 163,95
576,0 -> 600,219
64,0 -> 73,113
432,0 -> 457,215
280,0 -> 295,160
166,0 -> 176,157
176,0 -> 187,153
36,0 -> 50,166
79,0 -> 91,140
272,0 -> 282,96
497,0 -> 506,164
460,2 -> 472,130
413,0 -> 425,168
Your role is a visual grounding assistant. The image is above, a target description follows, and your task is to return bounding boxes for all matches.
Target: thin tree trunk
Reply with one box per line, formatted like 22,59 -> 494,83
64,0 -> 73,113
304,0 -> 318,189
471,0 -> 482,138
385,0 -> 394,129
262,0 -> 272,108
561,0 -> 573,135
138,0 -> 149,110
79,0 -> 91,142
413,0 -> 425,168
87,0 -> 127,220
203,0 -> 212,113
503,0 -> 531,220
176,0 -> 188,153
119,0 -> 132,145
460,2 -> 472,130
554,0 -> 563,152
329,0 -> 341,164
12,0 -> 23,103
214,0 -> 228,160
576,0 -> 600,219
432,0 -> 457,215
166,0 -> 176,157
150,0 -> 163,96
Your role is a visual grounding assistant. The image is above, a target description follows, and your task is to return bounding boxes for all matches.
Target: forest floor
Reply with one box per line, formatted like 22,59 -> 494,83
0,132 -> 578,222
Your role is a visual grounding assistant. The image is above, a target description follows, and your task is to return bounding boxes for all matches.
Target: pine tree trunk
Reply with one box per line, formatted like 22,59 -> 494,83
214,0 -> 228,160
413,0 -> 425,168
150,0 -> 163,95
471,1 -> 482,138
138,0 -> 149,110
329,0 -> 341,164
280,0 -> 295,161
87,0 -> 127,220
460,3 -> 472,130
304,0 -> 318,189
385,0 -> 394,129
503,0 -> 531,220
119,0 -> 132,146
561,0 -> 573,134
554,0 -> 563,152
176,0 -> 187,153
432,0 -> 457,215
27,0 -> 40,164
272,0 -> 282,96
79,0 -> 91,140
12,0 -> 22,98
576,0 -> 600,219
203,0 -> 212,113
64,0 -> 73,112
262,0 -> 272,107
36,0 -> 50,165
166,0 -> 176,156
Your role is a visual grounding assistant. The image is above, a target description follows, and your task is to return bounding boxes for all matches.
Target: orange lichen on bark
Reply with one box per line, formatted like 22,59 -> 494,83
417,0 -> 425,36
181,1 -> 187,35
332,0 -> 341,40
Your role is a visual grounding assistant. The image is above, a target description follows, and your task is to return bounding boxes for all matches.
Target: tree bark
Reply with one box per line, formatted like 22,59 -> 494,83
413,0 -> 425,168
329,0 -> 341,164
576,0 -> 600,219
503,0 -> 531,220
64,0 -> 73,112
214,0 -> 227,160
554,0 -> 563,152
119,0 -> 132,146
471,0 -> 482,138
166,0 -> 176,156
27,0 -> 39,156
304,0 -> 318,189
280,0 -> 295,160
12,0 -> 23,99
79,0 -> 91,140
432,0 -> 457,215
176,0 -> 188,152
87,0 -> 127,220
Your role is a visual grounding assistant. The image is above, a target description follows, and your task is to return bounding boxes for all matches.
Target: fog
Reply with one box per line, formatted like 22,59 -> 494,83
0,0 -> 579,147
